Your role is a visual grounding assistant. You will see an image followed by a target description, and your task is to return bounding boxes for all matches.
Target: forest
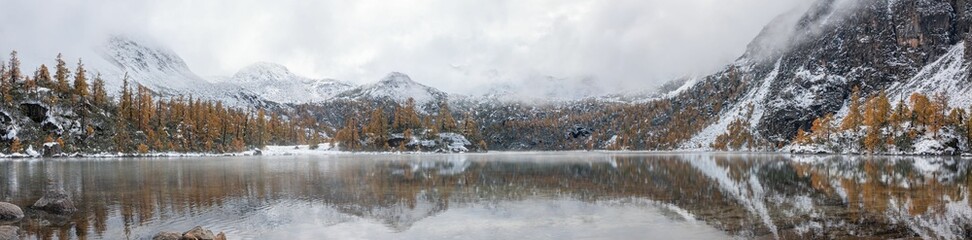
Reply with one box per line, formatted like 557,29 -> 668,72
0,51 -> 491,155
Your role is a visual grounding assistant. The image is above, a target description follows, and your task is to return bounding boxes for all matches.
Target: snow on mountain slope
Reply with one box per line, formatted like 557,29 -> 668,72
887,43 -> 972,108
97,36 -> 269,108
225,62 -> 353,104
336,72 -> 449,106
476,76 -> 606,102
683,60 -> 780,150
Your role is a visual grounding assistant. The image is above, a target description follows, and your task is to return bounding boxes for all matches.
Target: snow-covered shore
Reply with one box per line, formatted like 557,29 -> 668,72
0,144 -> 346,159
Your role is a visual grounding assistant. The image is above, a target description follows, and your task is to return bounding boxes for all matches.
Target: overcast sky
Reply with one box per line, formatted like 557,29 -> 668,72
0,0 -> 807,94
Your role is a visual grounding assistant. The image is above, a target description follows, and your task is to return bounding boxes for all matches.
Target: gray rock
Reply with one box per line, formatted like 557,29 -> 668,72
0,202 -> 23,221
0,226 -> 19,240
181,226 -> 215,240
32,188 -> 77,214
152,231 -> 181,240
42,143 -> 62,157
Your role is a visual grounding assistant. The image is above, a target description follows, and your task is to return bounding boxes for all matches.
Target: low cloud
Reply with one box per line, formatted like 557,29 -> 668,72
0,0 -> 807,96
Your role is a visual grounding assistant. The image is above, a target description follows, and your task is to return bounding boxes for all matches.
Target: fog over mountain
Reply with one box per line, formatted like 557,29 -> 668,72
0,0 -> 806,98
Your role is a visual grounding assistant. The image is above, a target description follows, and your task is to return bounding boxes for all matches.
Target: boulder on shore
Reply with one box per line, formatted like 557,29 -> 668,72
31,188 -> 76,214
0,202 -> 23,222
42,142 -> 62,157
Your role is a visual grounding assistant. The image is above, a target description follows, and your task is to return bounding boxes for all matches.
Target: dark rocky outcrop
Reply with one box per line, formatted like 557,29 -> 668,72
31,188 -> 76,214
18,103 -> 48,123
42,143 -> 63,157
0,202 -> 23,222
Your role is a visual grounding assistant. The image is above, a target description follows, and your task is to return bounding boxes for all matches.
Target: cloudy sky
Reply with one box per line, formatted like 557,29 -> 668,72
0,0 -> 807,95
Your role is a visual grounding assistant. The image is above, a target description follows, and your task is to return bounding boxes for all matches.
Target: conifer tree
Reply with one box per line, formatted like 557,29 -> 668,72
810,113 -> 835,142
91,73 -> 108,108
364,108 -> 389,150
437,101 -> 457,132
114,116 -> 131,153
9,138 -> 21,154
840,87 -> 863,131
0,69 -> 10,106
890,98 -> 911,131
7,51 -> 21,84
54,54 -> 71,96
34,65 -> 53,89
73,59 -> 89,102
24,76 -> 36,94
119,74 -> 134,121
910,93 -> 932,128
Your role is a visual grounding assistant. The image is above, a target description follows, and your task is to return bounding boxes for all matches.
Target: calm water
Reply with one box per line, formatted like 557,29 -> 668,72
1,153 -> 971,239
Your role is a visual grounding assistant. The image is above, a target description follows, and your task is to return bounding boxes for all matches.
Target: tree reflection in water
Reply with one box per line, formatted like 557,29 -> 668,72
0,153 -> 969,239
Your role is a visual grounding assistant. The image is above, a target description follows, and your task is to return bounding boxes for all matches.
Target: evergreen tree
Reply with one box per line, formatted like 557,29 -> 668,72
73,59 -> 89,100
34,65 -> 53,89
364,108 -> 389,150
9,138 -> 21,154
810,113 -> 835,143
119,74 -> 134,121
7,51 -> 21,84
54,54 -> 71,96
91,73 -> 108,108
840,87 -> 863,131
437,101 -> 457,132
910,93 -> 932,128
0,64 -> 10,106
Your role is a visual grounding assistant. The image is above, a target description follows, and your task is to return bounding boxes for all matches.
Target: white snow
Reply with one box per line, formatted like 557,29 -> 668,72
221,62 -> 353,104
888,42 -> 972,108
683,60 -> 781,150
337,72 -> 448,107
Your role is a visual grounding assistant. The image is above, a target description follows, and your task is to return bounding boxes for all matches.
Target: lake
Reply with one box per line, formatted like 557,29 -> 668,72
1,152 -> 970,239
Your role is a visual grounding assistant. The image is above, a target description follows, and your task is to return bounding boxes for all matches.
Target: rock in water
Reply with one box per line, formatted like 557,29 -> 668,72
151,231 -> 181,240
32,188 -> 77,214
0,202 -> 23,221
215,232 -> 227,240
0,226 -> 19,240
182,226 -> 216,240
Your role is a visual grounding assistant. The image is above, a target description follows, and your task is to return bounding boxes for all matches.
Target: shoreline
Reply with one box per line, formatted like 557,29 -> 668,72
1,147 -> 970,159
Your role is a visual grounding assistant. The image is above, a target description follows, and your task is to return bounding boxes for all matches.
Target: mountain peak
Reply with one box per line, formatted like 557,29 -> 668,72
337,72 -> 448,108
377,72 -> 419,86
233,62 -> 297,82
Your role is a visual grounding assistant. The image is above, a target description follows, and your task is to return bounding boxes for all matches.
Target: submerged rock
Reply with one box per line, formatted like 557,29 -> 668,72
151,231 -> 181,240
31,188 -> 76,214
181,226 -> 216,240
0,202 -> 23,222
0,226 -> 19,240
155,226 -> 226,240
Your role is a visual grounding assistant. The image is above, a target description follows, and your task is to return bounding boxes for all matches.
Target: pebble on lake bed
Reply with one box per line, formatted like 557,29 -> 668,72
0,202 -> 24,222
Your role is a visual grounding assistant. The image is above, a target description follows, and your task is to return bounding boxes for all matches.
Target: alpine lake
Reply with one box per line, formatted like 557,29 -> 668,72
1,152 -> 971,239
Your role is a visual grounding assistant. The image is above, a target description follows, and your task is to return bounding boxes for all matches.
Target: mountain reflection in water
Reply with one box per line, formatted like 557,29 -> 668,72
0,153 -> 970,239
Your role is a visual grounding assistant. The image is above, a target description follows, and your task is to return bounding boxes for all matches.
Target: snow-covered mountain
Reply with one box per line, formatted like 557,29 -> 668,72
224,62 -> 353,104
476,76 -> 607,102
336,72 -> 449,107
97,36 -> 271,108
678,0 -> 972,149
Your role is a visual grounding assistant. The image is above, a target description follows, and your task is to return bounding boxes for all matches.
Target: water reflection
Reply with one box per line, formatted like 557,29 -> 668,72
0,153 -> 970,239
